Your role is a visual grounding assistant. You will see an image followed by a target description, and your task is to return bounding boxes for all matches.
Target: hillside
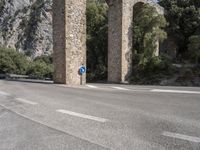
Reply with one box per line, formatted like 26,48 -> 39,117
0,0 -> 52,58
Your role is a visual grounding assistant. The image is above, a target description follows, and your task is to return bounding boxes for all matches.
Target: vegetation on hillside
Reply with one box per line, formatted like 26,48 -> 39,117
0,47 -> 28,75
131,4 -> 171,84
0,47 -> 53,79
132,4 -> 167,67
27,55 -> 53,79
159,0 -> 200,62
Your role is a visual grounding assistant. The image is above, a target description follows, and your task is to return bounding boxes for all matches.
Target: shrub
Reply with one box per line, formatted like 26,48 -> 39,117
131,55 -> 175,84
27,55 -> 53,79
0,47 -> 29,74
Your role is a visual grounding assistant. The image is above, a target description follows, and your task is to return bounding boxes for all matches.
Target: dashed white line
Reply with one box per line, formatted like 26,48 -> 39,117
162,131 -> 200,143
15,98 -> 38,105
86,85 -> 98,89
151,89 -> 200,94
0,91 -> 10,96
56,109 -> 109,123
112,86 -> 130,91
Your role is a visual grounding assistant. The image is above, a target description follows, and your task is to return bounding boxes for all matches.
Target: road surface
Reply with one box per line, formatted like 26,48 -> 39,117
0,79 -> 200,150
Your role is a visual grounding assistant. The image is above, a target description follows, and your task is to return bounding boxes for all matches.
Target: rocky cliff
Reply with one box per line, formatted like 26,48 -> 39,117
0,0 -> 52,58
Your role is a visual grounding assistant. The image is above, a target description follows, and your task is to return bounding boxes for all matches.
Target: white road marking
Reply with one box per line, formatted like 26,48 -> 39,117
15,98 -> 38,105
0,91 -> 10,96
162,131 -> 200,143
112,86 -> 130,91
131,89 -> 148,92
151,89 -> 200,94
86,85 -> 98,89
56,109 -> 108,123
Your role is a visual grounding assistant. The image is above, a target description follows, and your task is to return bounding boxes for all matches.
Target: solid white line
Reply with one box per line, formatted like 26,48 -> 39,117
15,98 -> 38,105
0,91 -> 10,96
86,85 -> 98,89
112,86 -> 130,91
162,131 -> 200,143
56,109 -> 108,123
151,89 -> 200,94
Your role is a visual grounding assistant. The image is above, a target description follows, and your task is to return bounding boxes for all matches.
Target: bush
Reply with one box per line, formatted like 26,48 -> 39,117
0,47 -> 29,74
33,55 -> 53,64
27,55 -> 53,79
131,55 -> 175,84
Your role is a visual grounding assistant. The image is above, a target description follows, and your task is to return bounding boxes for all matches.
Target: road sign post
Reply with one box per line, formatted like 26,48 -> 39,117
79,66 -> 86,85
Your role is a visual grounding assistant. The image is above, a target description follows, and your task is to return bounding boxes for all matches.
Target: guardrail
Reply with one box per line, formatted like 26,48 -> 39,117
0,74 -> 29,79
7,74 -> 29,79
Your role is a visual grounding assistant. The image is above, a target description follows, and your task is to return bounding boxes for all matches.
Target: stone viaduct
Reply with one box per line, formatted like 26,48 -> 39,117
52,0 -> 164,85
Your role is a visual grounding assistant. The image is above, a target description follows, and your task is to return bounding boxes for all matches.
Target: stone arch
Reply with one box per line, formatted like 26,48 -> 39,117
107,0 -> 164,83
52,0 -> 163,85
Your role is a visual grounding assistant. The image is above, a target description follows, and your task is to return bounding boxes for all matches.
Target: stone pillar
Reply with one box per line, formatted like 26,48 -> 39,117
53,0 -> 86,85
107,0 -> 132,83
107,0 -> 123,83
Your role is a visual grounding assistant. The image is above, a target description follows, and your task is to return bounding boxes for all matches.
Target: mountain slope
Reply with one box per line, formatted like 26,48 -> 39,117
0,0 -> 52,58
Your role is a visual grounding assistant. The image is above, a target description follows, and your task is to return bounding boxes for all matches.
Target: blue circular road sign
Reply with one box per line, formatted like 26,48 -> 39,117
79,66 -> 86,75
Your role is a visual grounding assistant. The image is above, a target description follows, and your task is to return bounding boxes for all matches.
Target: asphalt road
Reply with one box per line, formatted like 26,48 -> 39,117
0,79 -> 200,150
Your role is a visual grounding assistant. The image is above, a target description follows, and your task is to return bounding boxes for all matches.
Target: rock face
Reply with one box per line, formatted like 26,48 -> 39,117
0,0 -> 52,58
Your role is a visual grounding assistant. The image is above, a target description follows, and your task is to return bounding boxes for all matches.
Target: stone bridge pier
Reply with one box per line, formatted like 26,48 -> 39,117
53,0 -> 163,85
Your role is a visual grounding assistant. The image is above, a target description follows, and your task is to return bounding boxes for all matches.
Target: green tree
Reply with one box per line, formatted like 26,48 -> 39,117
131,4 -> 173,84
0,47 -> 29,74
133,4 -> 167,67
158,0 -> 200,58
27,55 -> 53,79
188,35 -> 200,65
86,0 -> 108,81
34,55 -> 53,64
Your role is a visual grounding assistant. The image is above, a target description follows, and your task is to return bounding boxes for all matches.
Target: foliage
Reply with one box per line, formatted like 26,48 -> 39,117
0,47 -> 29,74
188,35 -> 200,64
131,4 -> 171,84
86,0 -> 108,81
131,55 -> 175,84
0,46 -> 53,79
27,55 -> 53,79
33,55 -> 53,64
158,0 -> 200,58
133,4 -> 167,67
